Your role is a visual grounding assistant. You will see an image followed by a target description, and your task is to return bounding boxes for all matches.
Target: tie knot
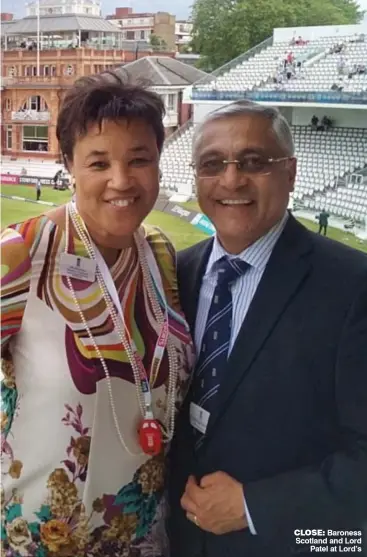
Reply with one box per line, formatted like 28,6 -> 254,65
215,256 -> 250,286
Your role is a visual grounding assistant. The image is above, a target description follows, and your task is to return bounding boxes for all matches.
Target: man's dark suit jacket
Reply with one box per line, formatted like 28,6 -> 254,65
169,215 -> 367,557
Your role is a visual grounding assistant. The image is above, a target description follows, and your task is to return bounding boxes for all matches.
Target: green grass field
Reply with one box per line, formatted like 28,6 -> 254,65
178,199 -> 367,253
0,185 -> 206,250
1,185 -> 366,253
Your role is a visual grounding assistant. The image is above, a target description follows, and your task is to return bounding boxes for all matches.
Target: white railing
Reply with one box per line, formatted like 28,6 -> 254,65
11,110 -> 50,122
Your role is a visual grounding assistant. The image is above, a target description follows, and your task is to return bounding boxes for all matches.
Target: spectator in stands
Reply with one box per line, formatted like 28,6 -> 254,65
331,82 -> 343,92
1,71 -> 193,556
311,114 -> 319,130
286,51 -> 294,65
351,33 -> 365,43
317,208 -> 330,235
321,115 -> 332,131
169,100 -> 367,557
36,178 -> 41,201
286,66 -> 294,80
333,42 -> 345,54
348,64 -> 358,79
295,35 -> 308,46
273,71 -> 284,89
337,56 -> 346,75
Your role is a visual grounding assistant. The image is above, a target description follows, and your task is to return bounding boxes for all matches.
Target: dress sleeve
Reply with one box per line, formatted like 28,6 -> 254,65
144,225 -> 180,312
1,227 -> 32,353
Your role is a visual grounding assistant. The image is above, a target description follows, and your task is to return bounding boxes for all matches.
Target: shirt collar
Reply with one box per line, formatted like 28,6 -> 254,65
206,211 -> 289,276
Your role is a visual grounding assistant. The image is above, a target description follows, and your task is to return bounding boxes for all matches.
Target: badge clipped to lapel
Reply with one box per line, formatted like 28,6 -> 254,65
59,253 -> 96,283
190,402 -> 210,435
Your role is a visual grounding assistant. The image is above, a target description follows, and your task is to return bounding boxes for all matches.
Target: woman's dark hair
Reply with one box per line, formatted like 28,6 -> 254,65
56,71 -> 165,167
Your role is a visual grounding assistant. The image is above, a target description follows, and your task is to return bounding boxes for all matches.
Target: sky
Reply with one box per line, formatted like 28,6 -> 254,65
2,0 -> 367,22
1,0 -> 193,20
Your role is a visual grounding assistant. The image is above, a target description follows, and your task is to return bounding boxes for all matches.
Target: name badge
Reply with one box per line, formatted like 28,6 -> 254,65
190,402 -> 210,435
59,253 -> 96,283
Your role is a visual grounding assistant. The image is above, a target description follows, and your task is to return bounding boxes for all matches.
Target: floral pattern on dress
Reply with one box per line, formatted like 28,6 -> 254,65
1,453 -> 166,557
1,351 -> 23,482
61,403 -> 90,483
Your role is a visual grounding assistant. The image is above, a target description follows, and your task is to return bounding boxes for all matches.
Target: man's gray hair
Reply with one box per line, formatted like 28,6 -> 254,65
193,100 -> 295,156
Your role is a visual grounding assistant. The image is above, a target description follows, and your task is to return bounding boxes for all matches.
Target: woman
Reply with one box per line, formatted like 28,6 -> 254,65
1,72 -> 194,557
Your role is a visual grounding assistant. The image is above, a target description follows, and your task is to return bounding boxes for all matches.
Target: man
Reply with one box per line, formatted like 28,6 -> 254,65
311,114 -> 318,130
318,208 -> 330,235
36,178 -> 42,201
169,101 -> 367,557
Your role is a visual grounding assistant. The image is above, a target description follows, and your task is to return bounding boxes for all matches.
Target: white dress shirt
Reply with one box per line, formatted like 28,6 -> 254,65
194,212 -> 289,534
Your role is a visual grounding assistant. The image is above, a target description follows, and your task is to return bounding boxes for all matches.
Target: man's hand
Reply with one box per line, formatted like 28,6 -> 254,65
180,471 -> 249,535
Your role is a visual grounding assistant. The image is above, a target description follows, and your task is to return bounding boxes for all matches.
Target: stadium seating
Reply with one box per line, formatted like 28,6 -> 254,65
262,40 -> 367,93
160,123 -> 195,194
293,126 -> 367,220
302,179 -> 367,221
194,37 -> 360,94
1,157 -> 64,178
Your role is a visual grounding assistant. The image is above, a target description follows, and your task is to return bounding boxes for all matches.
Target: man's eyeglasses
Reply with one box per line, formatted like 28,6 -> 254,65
190,156 -> 293,178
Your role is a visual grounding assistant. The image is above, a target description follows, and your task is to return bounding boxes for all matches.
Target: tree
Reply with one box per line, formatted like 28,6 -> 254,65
191,0 -> 364,71
179,43 -> 193,54
149,34 -> 168,51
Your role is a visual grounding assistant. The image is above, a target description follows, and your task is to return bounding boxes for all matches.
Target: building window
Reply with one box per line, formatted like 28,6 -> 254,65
22,96 -> 48,112
44,65 -> 49,76
5,98 -> 11,111
30,96 -> 40,110
126,31 -> 134,40
30,96 -> 37,110
8,66 -> 17,77
32,66 -> 37,76
22,125 -> 48,152
51,65 -> 56,76
6,126 -> 13,150
167,94 -> 176,111
140,30 -> 145,40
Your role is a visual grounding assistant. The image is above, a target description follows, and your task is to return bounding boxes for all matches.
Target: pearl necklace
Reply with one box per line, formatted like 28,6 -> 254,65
64,202 -> 178,456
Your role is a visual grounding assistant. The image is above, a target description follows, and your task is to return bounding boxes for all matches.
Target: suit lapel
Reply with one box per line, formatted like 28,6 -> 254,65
203,217 -> 313,441
178,238 -> 213,332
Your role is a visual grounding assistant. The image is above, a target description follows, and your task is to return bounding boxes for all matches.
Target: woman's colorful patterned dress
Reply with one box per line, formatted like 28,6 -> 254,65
1,213 -> 194,557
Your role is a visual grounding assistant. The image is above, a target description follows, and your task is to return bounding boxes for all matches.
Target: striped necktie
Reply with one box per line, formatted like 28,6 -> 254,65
192,256 -> 250,441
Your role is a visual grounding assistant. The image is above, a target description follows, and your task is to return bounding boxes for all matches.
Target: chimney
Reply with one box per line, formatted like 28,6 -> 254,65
1,13 -> 14,21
